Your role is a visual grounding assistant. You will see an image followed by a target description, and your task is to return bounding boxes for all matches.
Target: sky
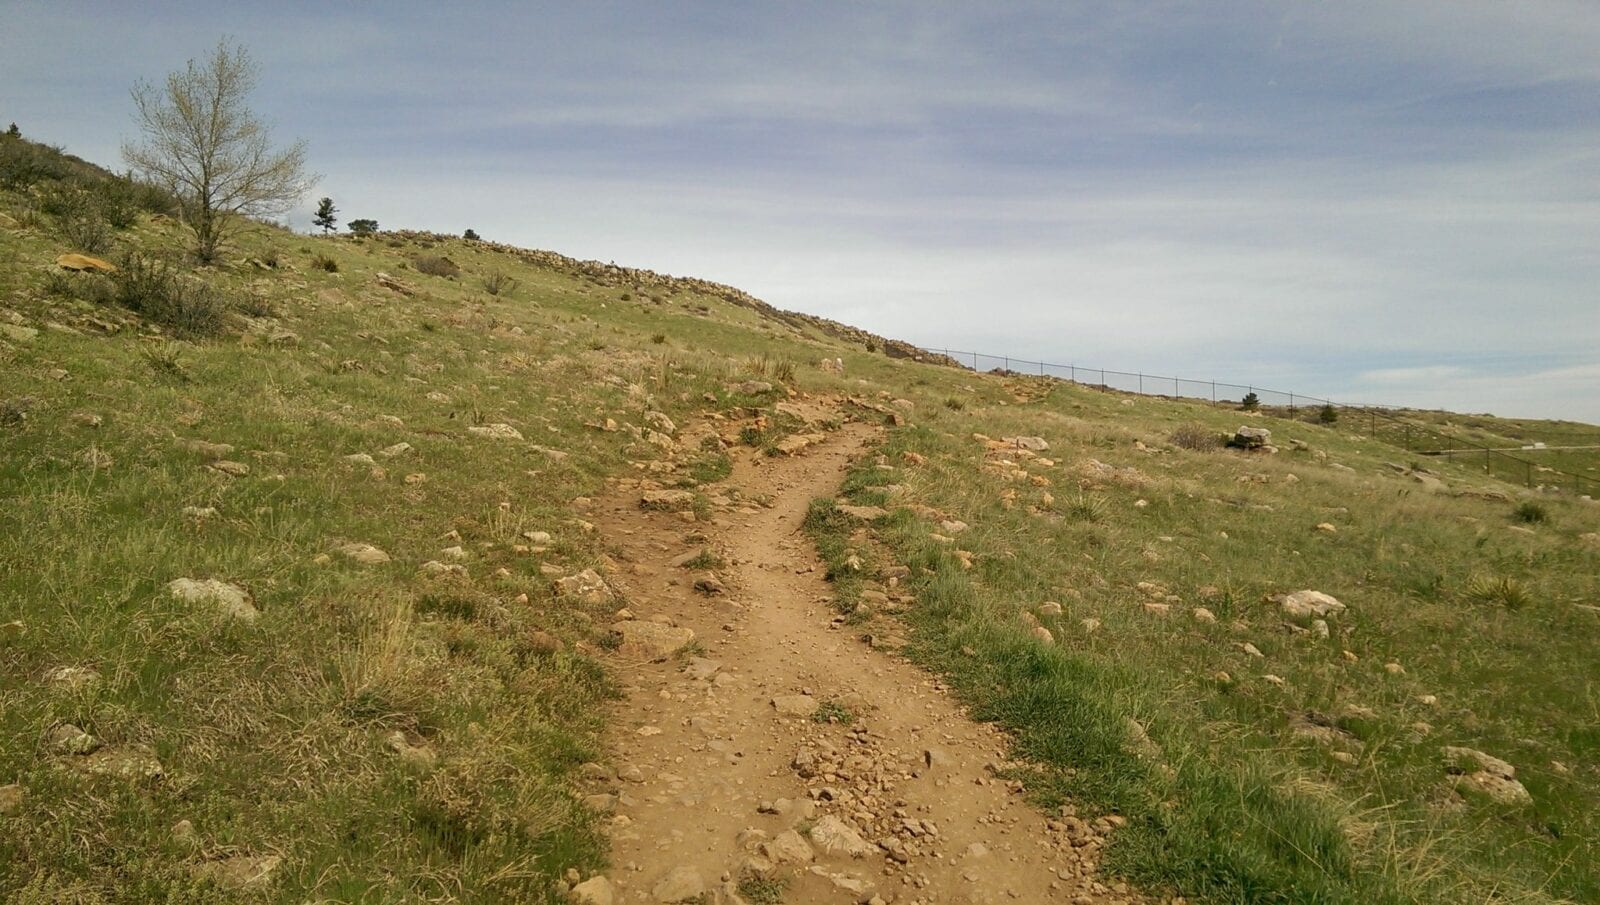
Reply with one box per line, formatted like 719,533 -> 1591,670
4,1 -> 1598,421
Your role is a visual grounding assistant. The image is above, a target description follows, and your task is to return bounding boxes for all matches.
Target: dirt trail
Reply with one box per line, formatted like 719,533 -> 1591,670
578,416 -> 1147,905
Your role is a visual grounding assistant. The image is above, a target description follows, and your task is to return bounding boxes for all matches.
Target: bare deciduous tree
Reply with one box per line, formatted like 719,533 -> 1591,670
123,40 -> 316,262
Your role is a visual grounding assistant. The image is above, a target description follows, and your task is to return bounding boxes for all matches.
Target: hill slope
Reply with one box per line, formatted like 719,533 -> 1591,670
2,139 -> 1598,904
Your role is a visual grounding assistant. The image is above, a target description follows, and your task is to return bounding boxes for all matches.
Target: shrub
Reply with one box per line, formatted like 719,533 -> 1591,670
59,208 -> 113,254
1317,403 -> 1339,425
481,270 -> 518,296
312,254 -> 338,273
348,218 -> 378,237
1240,391 -> 1260,412
1512,501 -> 1548,524
944,396 -> 966,411
462,228 -> 480,241
772,359 -> 796,383
1170,422 -> 1222,451
113,254 -> 229,337
650,333 -> 667,344
1464,574 -> 1533,610
865,340 -> 879,353
413,255 -> 460,278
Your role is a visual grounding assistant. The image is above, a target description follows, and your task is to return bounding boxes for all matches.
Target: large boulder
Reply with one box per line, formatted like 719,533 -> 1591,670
1228,426 -> 1272,450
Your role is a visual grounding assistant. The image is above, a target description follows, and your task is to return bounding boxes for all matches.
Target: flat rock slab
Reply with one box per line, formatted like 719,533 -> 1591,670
168,578 -> 258,622
1278,590 -> 1346,620
640,489 -> 696,510
837,504 -> 889,521
612,621 -> 695,660
771,695 -> 820,718
467,423 -> 523,440
337,542 -> 391,564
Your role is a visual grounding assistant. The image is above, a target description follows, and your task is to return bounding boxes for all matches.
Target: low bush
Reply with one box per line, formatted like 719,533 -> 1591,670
482,270 -> 517,296
413,255 -> 460,278
312,254 -> 339,273
113,254 -> 229,337
1170,422 -> 1221,451
1512,501 -> 1547,524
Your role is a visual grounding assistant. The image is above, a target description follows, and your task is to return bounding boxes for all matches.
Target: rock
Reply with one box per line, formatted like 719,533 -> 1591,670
570,876 -> 616,905
523,530 -> 554,545
1315,523 -> 1338,534
940,519 -> 970,534
734,380 -> 773,395
1278,590 -> 1346,620
1240,642 -> 1264,658
379,442 -> 413,458
168,578 -> 258,622
771,695 -> 820,718
47,724 -> 101,755
1192,607 -> 1217,624
44,666 -> 101,689
343,452 -> 378,467
440,545 -> 469,561
1444,747 -> 1532,806
683,657 -> 722,681
1005,436 -> 1050,451
182,506 -> 217,520
386,731 -> 437,770
78,746 -> 165,780
1579,532 -> 1600,548
763,829 -> 815,864
612,621 -> 695,660
837,504 -> 889,521
584,793 -> 617,813
640,489 -> 696,511
193,853 -> 281,890
774,433 -> 825,455
0,323 -> 38,342
337,542 -> 391,564
1081,617 -> 1101,633
0,784 -> 22,814
693,574 -> 726,595
651,866 -> 705,903
375,272 -> 415,295
1229,426 -> 1272,450
468,423 -> 524,440
809,814 -> 875,858
1038,601 -> 1063,616
1030,625 -> 1054,644
419,560 -> 466,577
55,253 -> 116,273
556,569 -> 615,605
644,411 -> 677,434
209,460 -> 251,476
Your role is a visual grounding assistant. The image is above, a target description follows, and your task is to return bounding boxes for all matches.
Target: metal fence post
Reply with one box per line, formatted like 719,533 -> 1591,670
1138,372 -> 1143,394
1289,393 -> 1295,418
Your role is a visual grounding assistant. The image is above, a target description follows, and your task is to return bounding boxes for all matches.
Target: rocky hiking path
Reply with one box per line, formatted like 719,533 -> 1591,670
568,414 -> 1153,905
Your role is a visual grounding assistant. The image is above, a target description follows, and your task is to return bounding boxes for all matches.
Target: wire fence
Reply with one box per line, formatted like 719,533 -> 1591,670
924,347 -> 1599,498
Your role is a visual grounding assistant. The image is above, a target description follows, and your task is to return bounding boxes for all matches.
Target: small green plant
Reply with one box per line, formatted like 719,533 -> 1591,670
1512,501 -> 1547,524
1240,391 -> 1260,412
650,332 -> 667,344
772,359 -> 796,383
619,291 -> 632,301
482,270 -> 518,296
739,424 -> 764,447
1318,403 -> 1339,425
688,452 -> 732,485
812,700 -> 855,725
865,340 -> 879,353
312,254 -> 338,273
139,343 -> 190,381
736,873 -> 787,904
1463,574 -> 1533,610
681,550 -> 725,570
1065,493 -> 1109,522
944,396 -> 966,411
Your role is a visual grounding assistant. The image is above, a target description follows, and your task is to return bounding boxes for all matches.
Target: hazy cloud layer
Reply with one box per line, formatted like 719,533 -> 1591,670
5,1 -> 1596,419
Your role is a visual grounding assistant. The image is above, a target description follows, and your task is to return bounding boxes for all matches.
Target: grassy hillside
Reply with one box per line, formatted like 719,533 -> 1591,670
3,136 -> 1598,903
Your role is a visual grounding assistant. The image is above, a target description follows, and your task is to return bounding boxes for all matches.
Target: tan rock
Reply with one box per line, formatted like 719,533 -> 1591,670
56,253 -> 116,273
612,620 -> 694,660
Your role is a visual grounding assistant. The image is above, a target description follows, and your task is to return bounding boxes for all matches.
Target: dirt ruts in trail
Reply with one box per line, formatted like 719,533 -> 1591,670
575,416 -> 1149,904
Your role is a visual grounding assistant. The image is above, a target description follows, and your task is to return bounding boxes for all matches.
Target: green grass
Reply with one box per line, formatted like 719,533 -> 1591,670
806,385 -> 1600,904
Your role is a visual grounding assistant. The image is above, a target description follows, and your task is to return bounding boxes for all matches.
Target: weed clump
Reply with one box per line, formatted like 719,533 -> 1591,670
1464,574 -> 1533,610
413,255 -> 459,278
113,254 -> 229,337
312,254 -> 338,272
1512,501 -> 1547,524
1170,422 -> 1221,451
481,270 -> 517,296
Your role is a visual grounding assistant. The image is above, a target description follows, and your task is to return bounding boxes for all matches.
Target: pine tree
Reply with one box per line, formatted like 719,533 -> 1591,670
313,197 -> 338,234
